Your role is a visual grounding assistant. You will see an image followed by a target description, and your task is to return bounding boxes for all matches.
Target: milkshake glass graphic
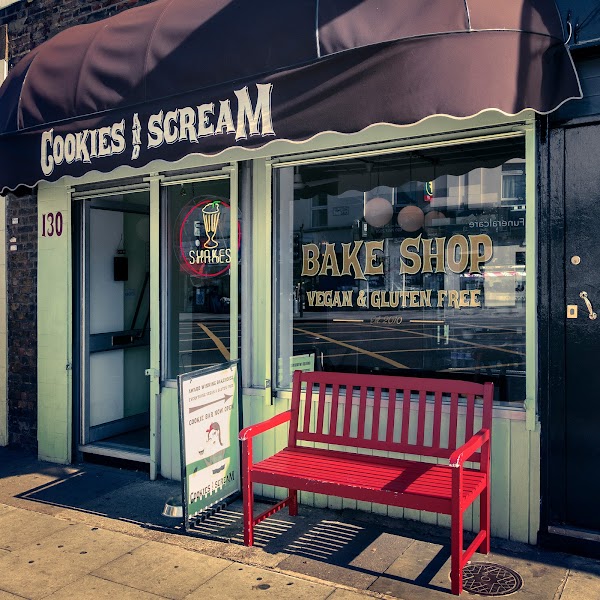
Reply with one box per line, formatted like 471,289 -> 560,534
202,201 -> 221,249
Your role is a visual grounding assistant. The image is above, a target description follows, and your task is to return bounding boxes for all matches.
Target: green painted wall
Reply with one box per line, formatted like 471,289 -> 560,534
160,386 -> 181,480
37,182 -> 72,464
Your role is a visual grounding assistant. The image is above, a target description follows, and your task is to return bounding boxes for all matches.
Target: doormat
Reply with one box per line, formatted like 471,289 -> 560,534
462,562 -> 523,596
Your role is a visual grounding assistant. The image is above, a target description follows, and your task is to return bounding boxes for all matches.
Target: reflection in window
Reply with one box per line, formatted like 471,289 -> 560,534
274,138 -> 527,404
164,179 -> 238,378
501,161 -> 526,205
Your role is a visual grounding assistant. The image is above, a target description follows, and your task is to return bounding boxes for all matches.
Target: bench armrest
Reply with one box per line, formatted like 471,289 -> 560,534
449,428 -> 490,468
239,410 -> 292,441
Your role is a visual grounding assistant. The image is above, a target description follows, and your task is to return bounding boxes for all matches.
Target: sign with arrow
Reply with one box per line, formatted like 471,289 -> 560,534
178,361 -> 240,523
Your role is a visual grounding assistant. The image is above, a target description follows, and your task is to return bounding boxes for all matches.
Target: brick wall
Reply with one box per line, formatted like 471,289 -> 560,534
6,193 -> 37,451
0,0 -> 156,67
0,1 -> 155,450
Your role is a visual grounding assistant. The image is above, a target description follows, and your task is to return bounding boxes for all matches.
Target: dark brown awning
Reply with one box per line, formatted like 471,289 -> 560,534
0,0 -> 581,191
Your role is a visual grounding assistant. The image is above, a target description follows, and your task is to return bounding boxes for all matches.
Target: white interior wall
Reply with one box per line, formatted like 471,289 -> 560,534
89,209 -> 125,427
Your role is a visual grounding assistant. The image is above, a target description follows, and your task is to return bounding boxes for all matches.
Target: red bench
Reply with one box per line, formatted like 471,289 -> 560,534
239,370 -> 493,595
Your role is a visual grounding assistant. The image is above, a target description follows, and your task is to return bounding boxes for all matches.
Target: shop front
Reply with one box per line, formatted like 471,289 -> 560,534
0,1 -> 582,544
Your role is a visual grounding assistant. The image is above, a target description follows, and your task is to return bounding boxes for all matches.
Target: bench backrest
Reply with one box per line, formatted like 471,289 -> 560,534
289,370 -> 493,464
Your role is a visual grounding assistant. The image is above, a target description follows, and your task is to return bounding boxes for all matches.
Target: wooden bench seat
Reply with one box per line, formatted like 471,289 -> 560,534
240,370 -> 494,595
252,446 -> 488,512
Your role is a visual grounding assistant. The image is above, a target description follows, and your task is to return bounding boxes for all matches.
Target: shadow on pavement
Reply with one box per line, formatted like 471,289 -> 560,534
2,446 -> 600,598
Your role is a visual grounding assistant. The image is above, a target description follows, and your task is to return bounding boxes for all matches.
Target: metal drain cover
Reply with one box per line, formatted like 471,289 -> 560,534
462,562 -> 523,596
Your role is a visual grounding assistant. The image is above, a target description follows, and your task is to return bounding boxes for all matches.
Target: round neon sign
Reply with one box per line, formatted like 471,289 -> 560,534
177,197 -> 241,278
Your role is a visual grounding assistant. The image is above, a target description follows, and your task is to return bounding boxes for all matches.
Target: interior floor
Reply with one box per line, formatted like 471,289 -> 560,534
99,427 -> 150,452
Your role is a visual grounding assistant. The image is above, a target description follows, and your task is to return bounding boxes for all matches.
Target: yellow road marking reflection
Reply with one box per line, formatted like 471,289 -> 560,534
197,323 -> 230,360
293,327 -> 408,369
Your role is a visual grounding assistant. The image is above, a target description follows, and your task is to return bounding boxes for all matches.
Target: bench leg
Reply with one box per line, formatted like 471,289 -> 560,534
243,482 -> 254,546
289,490 -> 298,516
451,505 -> 464,595
242,448 -> 254,546
478,485 -> 491,554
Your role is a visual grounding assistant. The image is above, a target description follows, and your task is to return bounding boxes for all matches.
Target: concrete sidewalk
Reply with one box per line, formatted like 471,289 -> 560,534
0,448 -> 599,599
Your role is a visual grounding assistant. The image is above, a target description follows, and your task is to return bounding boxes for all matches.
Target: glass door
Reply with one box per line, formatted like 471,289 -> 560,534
79,191 -> 151,453
158,169 -> 240,479
162,174 -> 239,380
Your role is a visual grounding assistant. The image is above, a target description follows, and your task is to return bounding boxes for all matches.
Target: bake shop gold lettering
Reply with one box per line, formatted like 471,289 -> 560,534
301,235 -> 493,278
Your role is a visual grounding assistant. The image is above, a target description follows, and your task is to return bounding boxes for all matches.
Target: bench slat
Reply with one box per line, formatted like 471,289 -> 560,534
401,388 -> 411,445
329,383 -> 340,436
357,385 -> 367,440
289,370 -> 302,446
448,391 -> 459,451
386,388 -> 397,444
371,386 -> 382,442
316,382 -> 327,435
302,381 -> 315,436
416,389 -> 427,447
465,393 -> 475,444
342,385 -> 353,439
432,390 -> 443,450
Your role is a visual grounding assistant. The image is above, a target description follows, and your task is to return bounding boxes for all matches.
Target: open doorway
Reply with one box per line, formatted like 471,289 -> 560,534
75,191 -> 151,462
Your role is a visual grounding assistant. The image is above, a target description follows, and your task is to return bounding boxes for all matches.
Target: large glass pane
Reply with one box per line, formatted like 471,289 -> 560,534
165,179 -> 238,378
274,138 -> 527,404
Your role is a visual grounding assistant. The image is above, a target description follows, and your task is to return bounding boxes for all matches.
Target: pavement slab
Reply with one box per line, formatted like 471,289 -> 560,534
278,553 -> 379,591
278,521 -> 415,590
183,562 -> 335,600
92,540 -> 230,599
383,539 -> 449,583
0,508 -> 72,551
561,568 -> 600,600
43,574 -> 167,600
370,550 -> 453,600
0,523 -> 146,599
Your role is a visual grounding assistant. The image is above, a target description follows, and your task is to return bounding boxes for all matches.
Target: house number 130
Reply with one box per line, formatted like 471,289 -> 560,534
41,212 -> 63,237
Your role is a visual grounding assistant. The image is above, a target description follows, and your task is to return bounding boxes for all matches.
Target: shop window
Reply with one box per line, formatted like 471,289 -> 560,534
273,137 -> 527,404
164,178 -> 238,379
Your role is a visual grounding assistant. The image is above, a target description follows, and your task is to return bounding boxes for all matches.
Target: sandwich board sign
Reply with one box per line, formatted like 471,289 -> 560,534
178,360 -> 240,529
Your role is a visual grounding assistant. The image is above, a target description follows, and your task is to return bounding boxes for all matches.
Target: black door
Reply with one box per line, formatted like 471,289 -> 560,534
549,123 -> 600,533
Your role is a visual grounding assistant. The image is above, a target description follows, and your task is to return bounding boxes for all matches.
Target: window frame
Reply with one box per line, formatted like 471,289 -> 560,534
270,127 -> 537,422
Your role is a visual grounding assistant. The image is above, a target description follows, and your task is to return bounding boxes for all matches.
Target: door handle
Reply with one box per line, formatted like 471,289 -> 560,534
579,291 -> 597,320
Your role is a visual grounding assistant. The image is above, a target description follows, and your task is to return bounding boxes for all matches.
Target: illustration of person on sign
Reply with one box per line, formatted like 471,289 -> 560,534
206,422 -> 223,448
